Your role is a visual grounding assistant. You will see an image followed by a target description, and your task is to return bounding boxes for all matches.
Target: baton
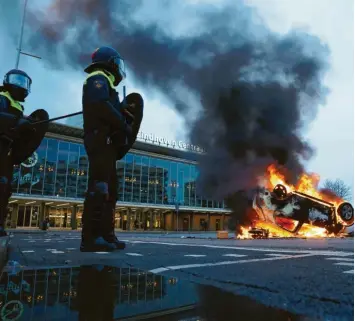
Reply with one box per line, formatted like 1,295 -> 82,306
31,85 -> 127,127
31,111 -> 83,126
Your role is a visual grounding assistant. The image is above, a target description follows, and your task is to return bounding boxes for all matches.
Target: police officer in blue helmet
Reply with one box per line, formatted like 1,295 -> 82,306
0,69 -> 49,236
81,46 -> 144,252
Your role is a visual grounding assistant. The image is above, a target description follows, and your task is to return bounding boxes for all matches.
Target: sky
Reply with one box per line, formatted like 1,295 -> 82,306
0,0 -> 353,191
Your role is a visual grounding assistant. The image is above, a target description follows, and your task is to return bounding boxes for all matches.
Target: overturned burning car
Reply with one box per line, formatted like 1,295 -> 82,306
252,184 -> 354,236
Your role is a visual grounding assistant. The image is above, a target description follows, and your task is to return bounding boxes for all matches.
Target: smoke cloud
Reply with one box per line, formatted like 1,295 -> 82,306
20,0 -> 329,221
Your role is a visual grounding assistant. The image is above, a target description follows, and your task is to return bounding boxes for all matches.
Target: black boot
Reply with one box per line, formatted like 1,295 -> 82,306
80,194 -> 116,253
102,202 -> 126,250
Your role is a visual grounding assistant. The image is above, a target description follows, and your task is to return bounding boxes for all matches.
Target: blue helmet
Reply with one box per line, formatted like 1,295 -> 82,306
3,69 -> 32,101
84,46 -> 126,86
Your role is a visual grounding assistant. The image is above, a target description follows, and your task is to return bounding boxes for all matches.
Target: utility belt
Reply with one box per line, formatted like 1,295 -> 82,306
85,127 -> 128,149
86,128 -> 112,144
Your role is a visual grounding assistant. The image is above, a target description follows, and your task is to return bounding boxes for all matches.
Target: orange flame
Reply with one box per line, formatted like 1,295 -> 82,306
266,164 -> 343,206
236,164 -> 345,239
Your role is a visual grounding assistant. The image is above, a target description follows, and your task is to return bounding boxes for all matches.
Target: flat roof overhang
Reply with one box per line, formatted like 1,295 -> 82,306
47,122 -> 201,162
10,194 -> 231,214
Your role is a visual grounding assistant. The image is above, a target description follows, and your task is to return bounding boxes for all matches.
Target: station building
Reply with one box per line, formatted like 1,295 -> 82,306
7,121 -> 231,231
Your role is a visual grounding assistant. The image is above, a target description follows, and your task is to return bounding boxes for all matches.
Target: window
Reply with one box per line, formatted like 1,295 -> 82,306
55,142 -> 69,197
140,156 -> 149,203
148,157 -> 158,204
77,145 -> 88,198
117,159 -> 125,202
67,143 -> 80,198
132,155 -> 142,203
124,154 -> 134,202
43,138 -> 58,196
30,138 -> 47,195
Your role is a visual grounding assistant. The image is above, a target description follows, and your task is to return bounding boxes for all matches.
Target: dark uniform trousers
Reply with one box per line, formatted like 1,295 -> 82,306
82,129 -> 121,245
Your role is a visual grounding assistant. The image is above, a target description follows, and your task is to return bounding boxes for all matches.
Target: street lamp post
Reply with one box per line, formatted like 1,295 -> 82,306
15,0 -> 41,68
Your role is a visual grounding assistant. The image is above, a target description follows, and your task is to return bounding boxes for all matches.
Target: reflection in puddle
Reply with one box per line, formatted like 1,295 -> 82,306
0,265 -> 197,320
0,264 -> 323,321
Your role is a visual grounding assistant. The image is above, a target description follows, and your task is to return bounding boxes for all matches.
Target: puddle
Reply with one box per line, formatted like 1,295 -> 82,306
0,264 -> 327,320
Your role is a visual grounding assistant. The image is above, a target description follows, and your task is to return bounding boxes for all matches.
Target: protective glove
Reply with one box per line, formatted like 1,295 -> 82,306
121,99 -> 136,124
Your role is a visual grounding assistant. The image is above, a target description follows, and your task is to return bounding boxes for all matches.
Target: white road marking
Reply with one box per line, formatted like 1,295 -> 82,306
222,254 -> 247,258
326,257 -> 354,262
122,240 -> 353,257
46,249 -> 56,251
149,253 -> 315,274
326,258 -> 354,274
66,248 -> 76,250
265,254 -> 291,257
28,241 -> 36,243
334,262 -> 354,267
22,250 -> 34,253
126,253 -> 143,256
184,254 -> 206,257
50,251 -> 65,254
94,252 -> 110,254
20,236 -> 81,241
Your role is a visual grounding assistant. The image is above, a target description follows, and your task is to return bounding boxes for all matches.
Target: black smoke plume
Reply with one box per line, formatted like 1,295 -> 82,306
16,0 -> 330,224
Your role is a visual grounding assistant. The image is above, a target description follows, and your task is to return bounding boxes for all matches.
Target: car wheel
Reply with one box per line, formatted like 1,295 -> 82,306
337,202 -> 354,225
273,184 -> 288,199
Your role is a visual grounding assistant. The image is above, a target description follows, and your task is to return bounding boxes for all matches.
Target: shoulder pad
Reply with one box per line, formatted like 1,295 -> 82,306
87,75 -> 110,89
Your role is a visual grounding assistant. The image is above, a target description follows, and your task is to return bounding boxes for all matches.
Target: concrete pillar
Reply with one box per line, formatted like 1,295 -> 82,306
150,211 -> 154,231
71,205 -> 77,230
222,214 -> 225,230
207,213 -> 210,231
189,213 -> 193,231
10,204 -> 19,228
127,209 -> 131,231
39,202 -> 45,224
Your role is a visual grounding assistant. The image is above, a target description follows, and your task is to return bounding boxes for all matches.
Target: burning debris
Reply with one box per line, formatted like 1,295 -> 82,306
235,165 -> 354,239
248,227 -> 269,239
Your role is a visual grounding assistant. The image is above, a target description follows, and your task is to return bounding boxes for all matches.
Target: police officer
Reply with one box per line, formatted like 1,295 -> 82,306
0,69 -> 49,236
81,46 -> 143,252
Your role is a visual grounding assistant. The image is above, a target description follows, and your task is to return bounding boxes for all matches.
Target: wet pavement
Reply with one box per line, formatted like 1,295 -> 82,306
0,233 -> 353,320
0,264 -> 326,321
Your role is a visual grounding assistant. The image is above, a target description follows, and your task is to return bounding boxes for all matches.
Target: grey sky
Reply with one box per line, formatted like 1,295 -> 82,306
0,0 -> 353,191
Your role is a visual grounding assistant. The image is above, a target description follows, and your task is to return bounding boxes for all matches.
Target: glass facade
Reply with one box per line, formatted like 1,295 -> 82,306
12,137 -> 225,209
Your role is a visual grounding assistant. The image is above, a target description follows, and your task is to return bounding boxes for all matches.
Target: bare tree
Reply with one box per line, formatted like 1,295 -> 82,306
323,179 -> 352,200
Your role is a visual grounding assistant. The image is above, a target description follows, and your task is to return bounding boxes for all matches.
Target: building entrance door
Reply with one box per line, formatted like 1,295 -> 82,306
48,206 -> 72,228
17,205 -> 40,227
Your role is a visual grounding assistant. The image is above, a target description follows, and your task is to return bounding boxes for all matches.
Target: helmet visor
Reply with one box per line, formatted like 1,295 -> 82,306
113,56 -> 126,80
7,73 -> 32,92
